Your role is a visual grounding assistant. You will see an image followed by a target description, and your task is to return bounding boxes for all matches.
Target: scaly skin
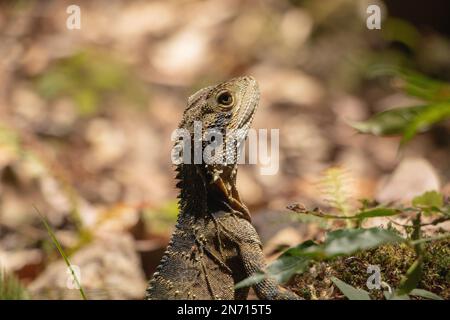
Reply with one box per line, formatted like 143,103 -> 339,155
146,76 -> 299,300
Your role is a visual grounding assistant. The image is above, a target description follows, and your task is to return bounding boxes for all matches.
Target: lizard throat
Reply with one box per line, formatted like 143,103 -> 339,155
175,163 -> 250,221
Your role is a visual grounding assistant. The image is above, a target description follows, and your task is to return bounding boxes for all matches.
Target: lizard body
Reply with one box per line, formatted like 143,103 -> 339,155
146,76 -> 298,300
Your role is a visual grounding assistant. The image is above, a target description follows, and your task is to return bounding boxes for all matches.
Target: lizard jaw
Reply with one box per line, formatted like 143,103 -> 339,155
212,176 -> 251,222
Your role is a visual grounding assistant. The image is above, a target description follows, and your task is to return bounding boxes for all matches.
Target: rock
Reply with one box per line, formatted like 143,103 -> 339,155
28,233 -> 146,300
0,249 -> 42,273
376,158 -> 441,203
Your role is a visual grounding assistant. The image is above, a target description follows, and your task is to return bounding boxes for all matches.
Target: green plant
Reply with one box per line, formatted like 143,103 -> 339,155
250,74 -> 450,299
350,67 -> 450,145
35,50 -> 148,116
236,190 -> 450,300
34,206 -> 87,300
332,277 -> 443,300
0,270 -> 30,300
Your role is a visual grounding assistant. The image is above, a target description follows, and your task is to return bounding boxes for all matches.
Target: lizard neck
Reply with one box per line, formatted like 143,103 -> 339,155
175,164 -> 239,218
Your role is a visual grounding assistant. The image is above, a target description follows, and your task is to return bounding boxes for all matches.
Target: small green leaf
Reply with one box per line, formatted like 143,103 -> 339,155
354,208 -> 400,219
267,241 -> 317,283
399,70 -> 450,102
322,228 -> 404,257
282,228 -> 404,260
268,256 -> 310,284
235,273 -> 266,289
397,258 -> 423,295
367,66 -> 450,102
412,191 -> 444,209
331,277 -> 371,300
34,206 -> 87,300
235,241 -> 315,288
388,293 -> 411,300
409,289 -> 444,300
350,103 -> 450,144
349,105 -> 425,136
401,104 -> 450,144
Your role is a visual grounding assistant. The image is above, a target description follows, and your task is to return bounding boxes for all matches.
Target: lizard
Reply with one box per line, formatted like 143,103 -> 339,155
146,76 -> 299,300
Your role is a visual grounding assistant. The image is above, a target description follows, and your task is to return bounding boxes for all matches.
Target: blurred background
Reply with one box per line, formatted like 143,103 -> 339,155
0,0 -> 449,299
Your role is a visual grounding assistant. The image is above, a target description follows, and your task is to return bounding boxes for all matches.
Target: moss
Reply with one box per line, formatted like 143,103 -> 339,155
289,239 -> 449,300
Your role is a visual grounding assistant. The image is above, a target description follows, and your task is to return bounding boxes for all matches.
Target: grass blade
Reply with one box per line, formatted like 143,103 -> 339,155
33,205 -> 87,300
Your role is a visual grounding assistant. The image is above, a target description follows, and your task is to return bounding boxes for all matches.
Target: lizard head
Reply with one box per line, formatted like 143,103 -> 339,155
174,76 -> 259,218
181,75 -> 259,133
178,75 -> 259,170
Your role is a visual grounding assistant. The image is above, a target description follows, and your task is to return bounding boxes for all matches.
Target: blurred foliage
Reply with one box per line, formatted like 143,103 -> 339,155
317,167 -> 354,226
412,190 -> 445,215
35,50 -> 148,116
0,125 -> 21,155
143,201 -> 179,236
0,270 -> 30,300
352,68 -> 450,144
383,18 -> 421,50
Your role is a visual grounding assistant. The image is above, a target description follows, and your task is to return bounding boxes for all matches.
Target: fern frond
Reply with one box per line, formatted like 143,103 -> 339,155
317,167 -> 355,226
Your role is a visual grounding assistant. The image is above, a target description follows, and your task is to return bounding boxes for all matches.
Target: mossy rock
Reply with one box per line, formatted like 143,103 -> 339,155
289,239 -> 449,300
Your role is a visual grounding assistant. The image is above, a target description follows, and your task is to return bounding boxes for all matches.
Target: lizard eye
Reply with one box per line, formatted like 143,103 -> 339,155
216,91 -> 234,107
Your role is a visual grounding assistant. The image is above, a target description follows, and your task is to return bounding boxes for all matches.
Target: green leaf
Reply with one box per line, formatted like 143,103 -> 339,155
398,70 -> 450,102
284,228 -> 404,260
267,256 -> 310,284
267,240 -> 317,283
357,66 -> 450,143
350,105 -> 426,136
234,273 -> 266,289
409,289 -> 444,300
321,228 -> 404,257
34,206 -> 87,300
410,233 -> 450,246
331,277 -> 371,300
234,255 -> 311,289
237,228 -> 405,288
386,293 -> 411,300
397,258 -> 423,295
354,208 -> 400,219
235,240 -> 315,288
368,66 -> 450,102
412,191 -> 444,209
350,104 -> 450,143
401,104 -> 450,144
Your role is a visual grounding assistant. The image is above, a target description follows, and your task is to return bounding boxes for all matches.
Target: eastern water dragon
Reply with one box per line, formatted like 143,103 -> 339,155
146,76 -> 299,300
